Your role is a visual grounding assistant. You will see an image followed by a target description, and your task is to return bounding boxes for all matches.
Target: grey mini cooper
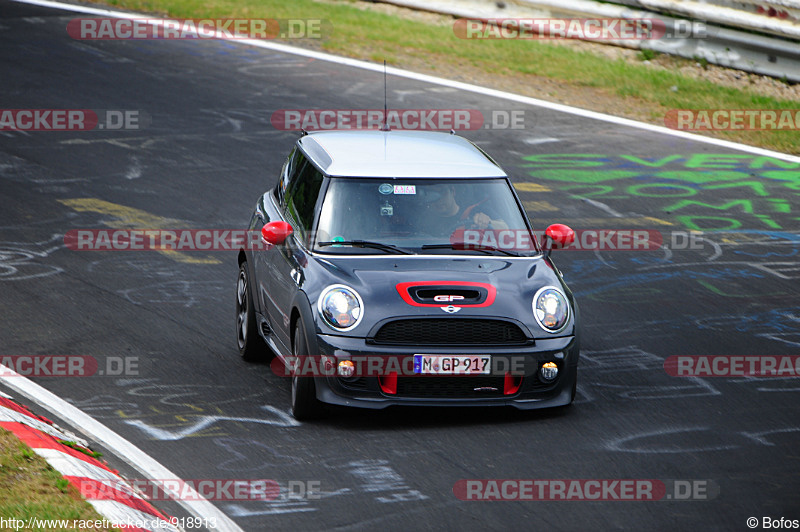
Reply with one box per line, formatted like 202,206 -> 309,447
236,129 -> 578,419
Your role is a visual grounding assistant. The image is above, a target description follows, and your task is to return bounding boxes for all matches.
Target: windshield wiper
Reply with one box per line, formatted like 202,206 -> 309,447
421,243 -> 520,257
318,240 -> 413,255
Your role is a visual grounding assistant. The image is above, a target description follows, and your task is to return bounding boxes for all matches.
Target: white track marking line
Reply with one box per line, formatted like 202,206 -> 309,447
11,0 -> 800,164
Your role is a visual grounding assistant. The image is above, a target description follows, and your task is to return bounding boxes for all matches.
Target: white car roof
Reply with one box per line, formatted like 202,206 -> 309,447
297,130 -> 508,179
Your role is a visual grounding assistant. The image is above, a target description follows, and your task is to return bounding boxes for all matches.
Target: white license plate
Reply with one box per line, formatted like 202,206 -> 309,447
413,355 -> 491,375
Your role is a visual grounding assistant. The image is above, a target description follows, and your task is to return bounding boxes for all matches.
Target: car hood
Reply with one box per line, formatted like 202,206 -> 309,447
308,255 -> 575,339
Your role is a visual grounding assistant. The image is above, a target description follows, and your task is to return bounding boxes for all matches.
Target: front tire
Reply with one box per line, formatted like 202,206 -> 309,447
291,320 -> 323,420
236,261 -> 267,362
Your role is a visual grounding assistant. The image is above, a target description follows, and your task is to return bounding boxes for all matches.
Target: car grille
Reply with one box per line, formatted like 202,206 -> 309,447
395,376 -> 508,398
371,319 -> 529,346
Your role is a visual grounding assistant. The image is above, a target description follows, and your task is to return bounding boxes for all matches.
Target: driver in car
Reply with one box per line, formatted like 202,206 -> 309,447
423,183 -> 508,232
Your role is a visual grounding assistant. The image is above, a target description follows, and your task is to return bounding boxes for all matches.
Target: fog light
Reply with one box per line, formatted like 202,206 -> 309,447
338,360 -> 355,377
540,362 -> 558,381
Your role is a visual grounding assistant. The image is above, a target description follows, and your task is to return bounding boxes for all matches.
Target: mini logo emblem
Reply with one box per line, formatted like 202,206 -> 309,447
441,305 -> 461,314
434,295 -> 465,302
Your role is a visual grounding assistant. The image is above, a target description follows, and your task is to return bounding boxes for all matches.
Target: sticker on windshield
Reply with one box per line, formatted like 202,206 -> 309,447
379,184 -> 416,195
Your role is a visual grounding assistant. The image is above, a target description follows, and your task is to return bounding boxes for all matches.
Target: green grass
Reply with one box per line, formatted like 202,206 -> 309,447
90,0 -> 799,153
56,439 -> 103,460
0,429 -> 120,530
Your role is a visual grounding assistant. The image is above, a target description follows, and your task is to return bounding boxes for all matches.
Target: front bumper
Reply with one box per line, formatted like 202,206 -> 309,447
310,334 -> 579,410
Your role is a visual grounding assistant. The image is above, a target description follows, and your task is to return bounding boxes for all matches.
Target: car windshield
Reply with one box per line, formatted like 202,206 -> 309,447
314,178 -> 537,255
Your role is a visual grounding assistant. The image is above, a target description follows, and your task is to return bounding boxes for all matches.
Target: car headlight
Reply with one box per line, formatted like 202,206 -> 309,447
533,286 -> 569,333
318,285 -> 363,331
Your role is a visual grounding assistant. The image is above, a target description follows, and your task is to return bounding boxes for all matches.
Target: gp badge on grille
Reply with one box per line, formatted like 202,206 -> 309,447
435,294 -> 464,313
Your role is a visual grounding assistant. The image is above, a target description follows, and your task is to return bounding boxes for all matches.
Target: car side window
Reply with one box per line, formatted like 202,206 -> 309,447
274,146 -> 300,208
284,156 -> 324,244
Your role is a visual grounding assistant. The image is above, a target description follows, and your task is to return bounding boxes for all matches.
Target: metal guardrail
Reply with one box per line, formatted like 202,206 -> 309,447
378,0 -> 800,83
617,0 -> 800,39
605,0 -> 800,26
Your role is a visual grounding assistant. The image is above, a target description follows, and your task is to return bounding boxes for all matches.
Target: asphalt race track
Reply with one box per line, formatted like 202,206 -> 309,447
1,1 -> 799,529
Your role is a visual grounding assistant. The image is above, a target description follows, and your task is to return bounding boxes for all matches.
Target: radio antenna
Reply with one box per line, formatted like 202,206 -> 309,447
381,60 -> 390,131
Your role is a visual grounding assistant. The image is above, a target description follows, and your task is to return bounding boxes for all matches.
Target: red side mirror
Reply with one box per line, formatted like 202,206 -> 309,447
545,223 -> 575,250
261,221 -> 293,245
